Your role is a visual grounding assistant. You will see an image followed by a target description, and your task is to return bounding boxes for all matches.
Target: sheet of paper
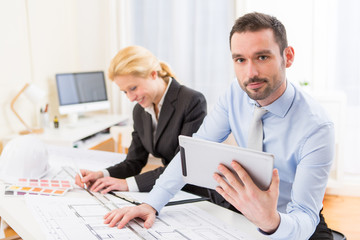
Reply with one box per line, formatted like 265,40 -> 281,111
26,195 -> 253,240
46,144 -> 125,172
39,144 -> 125,182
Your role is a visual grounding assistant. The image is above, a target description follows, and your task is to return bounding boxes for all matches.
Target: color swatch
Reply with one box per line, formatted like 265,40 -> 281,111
17,178 -> 73,189
4,178 -> 73,196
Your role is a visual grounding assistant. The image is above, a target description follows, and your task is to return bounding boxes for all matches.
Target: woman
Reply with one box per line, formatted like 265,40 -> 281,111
75,45 -> 207,193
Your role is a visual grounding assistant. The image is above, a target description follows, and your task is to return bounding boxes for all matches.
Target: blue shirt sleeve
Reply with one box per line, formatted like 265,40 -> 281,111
268,123 -> 335,239
144,153 -> 185,212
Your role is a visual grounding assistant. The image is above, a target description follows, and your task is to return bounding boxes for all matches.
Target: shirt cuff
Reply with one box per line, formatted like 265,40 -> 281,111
102,169 -> 110,177
126,177 -> 139,192
257,212 -> 292,239
144,185 -> 175,212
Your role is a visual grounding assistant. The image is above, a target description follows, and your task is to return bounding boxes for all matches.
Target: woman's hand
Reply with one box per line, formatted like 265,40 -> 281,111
75,169 -> 103,189
90,177 -> 129,194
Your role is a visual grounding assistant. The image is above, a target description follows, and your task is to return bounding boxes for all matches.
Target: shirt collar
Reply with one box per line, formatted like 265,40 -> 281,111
248,80 -> 295,118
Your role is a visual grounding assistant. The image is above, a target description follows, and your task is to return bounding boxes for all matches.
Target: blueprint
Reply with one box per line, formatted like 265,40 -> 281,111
25,194 -> 253,240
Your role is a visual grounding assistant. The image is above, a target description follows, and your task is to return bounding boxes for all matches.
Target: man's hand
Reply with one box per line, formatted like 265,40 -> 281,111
213,160 -> 280,234
75,169 -> 103,189
104,204 -> 157,229
91,177 -> 129,194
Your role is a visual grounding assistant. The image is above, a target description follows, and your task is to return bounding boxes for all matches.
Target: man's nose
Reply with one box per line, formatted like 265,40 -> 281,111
246,62 -> 259,78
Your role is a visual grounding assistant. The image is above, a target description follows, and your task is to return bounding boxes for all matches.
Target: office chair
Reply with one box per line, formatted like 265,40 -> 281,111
110,125 -> 132,154
331,229 -> 346,240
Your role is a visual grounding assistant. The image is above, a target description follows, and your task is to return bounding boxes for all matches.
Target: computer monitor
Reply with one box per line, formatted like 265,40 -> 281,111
55,71 -> 110,119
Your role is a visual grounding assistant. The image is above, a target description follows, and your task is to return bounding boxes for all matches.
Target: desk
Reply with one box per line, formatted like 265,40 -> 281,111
3,114 -> 128,151
38,114 -> 128,148
0,186 -> 268,240
0,145 -> 268,240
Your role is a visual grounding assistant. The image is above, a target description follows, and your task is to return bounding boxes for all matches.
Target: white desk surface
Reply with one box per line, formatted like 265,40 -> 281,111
39,114 -> 128,146
3,114 -> 129,148
0,186 -> 268,240
0,145 -> 269,240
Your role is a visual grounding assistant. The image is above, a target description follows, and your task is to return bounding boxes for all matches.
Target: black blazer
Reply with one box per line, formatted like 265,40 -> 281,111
107,79 -> 207,191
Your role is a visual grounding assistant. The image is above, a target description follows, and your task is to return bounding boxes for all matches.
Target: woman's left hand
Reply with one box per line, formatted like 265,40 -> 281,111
90,177 -> 129,193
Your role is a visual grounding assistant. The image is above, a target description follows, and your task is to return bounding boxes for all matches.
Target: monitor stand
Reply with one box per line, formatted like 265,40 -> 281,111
67,113 -> 79,125
66,113 -> 94,127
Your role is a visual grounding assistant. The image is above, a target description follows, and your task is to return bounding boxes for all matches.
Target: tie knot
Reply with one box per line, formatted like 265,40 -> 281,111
253,106 -> 267,121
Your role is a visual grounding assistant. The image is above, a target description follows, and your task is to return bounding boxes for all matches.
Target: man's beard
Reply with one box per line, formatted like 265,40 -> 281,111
242,77 -> 272,100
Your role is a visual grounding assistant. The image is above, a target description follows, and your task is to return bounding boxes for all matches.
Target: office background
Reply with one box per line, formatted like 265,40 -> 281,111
0,0 -> 359,195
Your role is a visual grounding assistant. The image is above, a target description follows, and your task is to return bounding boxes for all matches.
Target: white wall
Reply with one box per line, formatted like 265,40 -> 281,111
0,0 -> 123,138
0,1 -> 33,137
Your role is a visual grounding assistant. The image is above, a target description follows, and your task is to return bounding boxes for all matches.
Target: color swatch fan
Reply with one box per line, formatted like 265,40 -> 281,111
5,178 -> 73,196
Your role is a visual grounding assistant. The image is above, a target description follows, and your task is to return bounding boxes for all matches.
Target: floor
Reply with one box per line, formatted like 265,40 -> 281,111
2,221 -> 18,239
2,194 -> 360,239
322,194 -> 360,239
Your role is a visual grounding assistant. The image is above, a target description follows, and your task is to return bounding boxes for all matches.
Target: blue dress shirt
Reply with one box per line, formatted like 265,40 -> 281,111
145,80 -> 335,240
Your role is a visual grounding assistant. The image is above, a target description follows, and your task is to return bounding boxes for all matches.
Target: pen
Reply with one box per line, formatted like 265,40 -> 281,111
77,169 -> 88,189
108,191 -> 141,206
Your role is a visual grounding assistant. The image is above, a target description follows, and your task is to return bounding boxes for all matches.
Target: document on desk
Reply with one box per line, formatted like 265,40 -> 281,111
26,194 -> 253,240
46,144 -> 125,171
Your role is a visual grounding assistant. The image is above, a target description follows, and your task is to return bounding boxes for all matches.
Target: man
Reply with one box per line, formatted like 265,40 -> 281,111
101,12 -> 335,239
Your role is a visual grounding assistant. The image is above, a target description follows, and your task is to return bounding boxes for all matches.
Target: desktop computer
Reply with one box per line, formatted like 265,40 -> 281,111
55,71 -> 110,123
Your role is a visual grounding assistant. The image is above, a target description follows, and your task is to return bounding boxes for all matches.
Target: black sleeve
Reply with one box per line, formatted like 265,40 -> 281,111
106,108 -> 149,178
135,166 -> 166,192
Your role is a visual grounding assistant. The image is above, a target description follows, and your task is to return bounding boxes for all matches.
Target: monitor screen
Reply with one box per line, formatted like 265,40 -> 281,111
55,71 -> 110,116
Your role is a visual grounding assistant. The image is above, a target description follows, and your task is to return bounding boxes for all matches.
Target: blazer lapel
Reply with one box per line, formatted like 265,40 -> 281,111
154,79 -> 180,145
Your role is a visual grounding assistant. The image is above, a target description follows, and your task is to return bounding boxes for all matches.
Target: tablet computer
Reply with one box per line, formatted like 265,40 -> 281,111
179,135 -> 274,191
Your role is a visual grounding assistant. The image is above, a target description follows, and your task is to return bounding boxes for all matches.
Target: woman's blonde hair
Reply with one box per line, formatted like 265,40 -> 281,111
108,45 -> 176,83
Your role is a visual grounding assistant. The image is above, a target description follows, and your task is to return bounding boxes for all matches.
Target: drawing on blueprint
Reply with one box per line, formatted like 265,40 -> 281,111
26,195 -> 252,240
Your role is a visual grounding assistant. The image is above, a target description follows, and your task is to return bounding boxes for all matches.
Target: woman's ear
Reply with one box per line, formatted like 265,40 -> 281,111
150,70 -> 158,80
284,46 -> 295,68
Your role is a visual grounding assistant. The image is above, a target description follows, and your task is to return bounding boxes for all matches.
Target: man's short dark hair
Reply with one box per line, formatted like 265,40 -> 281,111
229,12 -> 288,54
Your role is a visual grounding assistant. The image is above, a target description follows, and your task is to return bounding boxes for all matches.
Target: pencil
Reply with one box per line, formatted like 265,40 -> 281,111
77,169 -> 88,189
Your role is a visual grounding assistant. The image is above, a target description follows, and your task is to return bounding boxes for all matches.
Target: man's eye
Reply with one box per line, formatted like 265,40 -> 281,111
236,58 -> 245,63
130,86 -> 137,91
259,56 -> 268,61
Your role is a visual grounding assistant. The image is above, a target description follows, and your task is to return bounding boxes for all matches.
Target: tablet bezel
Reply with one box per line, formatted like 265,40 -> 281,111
179,135 -> 274,191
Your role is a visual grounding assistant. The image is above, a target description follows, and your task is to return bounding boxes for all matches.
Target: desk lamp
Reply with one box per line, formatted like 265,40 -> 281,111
10,83 -> 46,135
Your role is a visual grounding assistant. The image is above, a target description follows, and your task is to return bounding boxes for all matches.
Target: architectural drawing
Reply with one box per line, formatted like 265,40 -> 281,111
26,194 -> 252,240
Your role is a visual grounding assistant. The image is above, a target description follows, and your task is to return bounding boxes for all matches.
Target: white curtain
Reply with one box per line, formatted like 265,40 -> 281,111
333,0 -> 360,177
127,0 -> 235,110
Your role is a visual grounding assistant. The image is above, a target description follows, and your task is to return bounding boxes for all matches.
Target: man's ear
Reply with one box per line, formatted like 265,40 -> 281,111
284,46 -> 295,68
